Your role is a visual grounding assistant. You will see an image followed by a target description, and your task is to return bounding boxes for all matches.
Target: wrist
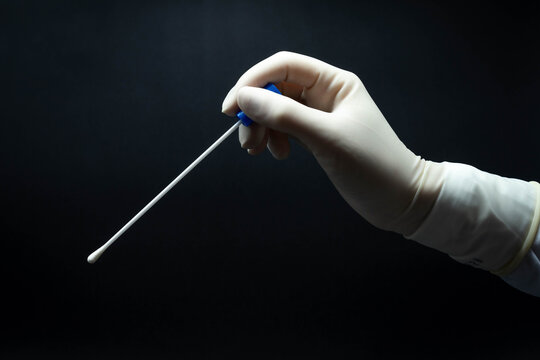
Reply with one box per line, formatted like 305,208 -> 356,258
388,159 -> 445,236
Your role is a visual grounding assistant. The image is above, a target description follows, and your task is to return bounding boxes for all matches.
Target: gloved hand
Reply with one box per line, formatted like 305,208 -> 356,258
222,51 -> 540,278
222,51 -> 440,235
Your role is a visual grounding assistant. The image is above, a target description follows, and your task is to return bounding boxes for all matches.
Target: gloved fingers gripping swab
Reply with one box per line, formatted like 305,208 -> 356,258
87,120 -> 242,264
87,83 -> 282,264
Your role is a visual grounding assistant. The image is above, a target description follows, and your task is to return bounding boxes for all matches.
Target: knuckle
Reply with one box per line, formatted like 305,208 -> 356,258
272,50 -> 295,62
274,50 -> 290,58
342,70 -> 362,85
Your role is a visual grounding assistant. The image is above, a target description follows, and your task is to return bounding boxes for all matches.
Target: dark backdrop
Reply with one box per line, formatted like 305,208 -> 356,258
2,0 -> 540,358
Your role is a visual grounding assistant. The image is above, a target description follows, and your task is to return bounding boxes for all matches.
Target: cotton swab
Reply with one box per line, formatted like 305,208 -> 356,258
87,120 -> 242,263
87,83 -> 282,264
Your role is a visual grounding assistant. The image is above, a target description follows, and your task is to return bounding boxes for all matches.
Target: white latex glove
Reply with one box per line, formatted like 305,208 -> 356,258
221,51 -> 540,280
222,51 -> 438,235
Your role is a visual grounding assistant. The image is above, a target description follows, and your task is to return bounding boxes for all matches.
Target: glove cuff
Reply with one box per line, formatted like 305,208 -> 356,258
492,181 -> 540,276
405,162 -> 538,272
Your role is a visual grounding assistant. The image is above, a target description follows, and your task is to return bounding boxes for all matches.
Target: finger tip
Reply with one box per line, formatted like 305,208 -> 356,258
222,107 -> 236,117
242,141 -> 258,150
222,87 -> 239,115
247,146 -> 267,156
221,100 -> 236,116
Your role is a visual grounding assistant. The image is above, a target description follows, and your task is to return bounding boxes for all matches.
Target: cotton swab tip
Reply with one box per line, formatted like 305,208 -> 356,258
87,246 -> 107,264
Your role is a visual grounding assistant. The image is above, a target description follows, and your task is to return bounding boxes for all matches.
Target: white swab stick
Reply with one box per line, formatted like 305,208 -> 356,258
87,120 -> 243,264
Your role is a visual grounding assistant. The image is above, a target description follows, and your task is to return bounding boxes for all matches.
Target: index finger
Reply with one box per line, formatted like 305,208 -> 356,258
221,51 -> 340,115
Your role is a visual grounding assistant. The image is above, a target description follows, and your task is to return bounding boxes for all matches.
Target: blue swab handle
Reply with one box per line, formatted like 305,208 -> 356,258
236,83 -> 281,126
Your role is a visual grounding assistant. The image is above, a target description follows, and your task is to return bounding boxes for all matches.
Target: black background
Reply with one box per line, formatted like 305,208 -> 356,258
2,0 -> 540,358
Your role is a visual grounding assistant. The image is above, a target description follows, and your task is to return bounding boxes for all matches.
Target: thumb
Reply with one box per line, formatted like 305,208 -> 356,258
237,86 -> 328,142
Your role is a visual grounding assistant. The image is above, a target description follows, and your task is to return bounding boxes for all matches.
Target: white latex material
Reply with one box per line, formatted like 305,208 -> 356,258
502,229 -> 540,297
221,51 -> 432,234
406,162 -> 539,273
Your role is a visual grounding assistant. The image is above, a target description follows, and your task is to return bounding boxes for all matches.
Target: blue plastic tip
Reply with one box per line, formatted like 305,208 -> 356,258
236,83 -> 281,126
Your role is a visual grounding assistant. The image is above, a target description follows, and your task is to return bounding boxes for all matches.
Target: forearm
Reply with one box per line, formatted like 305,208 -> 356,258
404,160 -> 540,275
